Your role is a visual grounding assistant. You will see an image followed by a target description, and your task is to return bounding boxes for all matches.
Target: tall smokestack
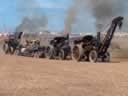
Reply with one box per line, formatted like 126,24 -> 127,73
65,0 -> 82,34
65,6 -> 77,34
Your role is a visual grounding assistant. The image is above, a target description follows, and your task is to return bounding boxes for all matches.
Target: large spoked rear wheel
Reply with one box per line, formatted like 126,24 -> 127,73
89,50 -> 98,63
3,44 -> 13,54
3,43 -> 9,54
72,45 -> 84,61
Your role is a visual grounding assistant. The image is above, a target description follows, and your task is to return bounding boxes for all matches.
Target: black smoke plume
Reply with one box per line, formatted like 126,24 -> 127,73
66,0 -> 128,32
16,0 -> 48,33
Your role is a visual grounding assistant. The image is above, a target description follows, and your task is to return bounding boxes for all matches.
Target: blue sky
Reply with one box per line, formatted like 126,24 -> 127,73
0,0 -> 96,33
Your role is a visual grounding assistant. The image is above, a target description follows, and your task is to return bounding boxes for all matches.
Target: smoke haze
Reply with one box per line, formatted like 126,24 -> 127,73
16,0 -> 48,33
66,0 -> 128,32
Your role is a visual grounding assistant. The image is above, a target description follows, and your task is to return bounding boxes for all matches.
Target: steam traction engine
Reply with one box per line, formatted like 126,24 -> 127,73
72,16 -> 124,62
46,36 -> 71,60
3,32 -> 23,54
15,40 -> 46,58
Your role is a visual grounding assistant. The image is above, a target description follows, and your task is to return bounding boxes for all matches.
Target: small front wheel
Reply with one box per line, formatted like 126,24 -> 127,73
59,49 -> 66,60
89,50 -> 98,63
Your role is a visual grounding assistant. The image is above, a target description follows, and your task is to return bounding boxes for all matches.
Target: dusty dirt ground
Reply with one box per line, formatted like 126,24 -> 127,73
0,54 -> 128,96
